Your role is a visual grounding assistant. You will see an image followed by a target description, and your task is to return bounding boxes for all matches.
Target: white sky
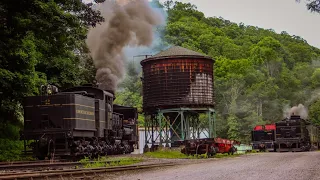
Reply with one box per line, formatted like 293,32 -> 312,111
160,0 -> 320,48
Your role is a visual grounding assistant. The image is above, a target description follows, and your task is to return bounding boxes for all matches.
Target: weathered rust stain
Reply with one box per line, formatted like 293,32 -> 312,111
141,57 -> 215,113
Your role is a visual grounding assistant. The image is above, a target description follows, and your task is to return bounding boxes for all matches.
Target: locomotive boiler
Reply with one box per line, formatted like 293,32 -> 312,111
20,84 -> 138,160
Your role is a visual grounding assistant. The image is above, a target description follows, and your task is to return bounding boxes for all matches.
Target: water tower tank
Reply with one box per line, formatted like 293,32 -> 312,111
140,46 -> 215,113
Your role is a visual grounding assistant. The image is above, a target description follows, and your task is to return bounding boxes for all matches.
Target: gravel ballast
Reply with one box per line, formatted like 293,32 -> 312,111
104,152 -> 320,180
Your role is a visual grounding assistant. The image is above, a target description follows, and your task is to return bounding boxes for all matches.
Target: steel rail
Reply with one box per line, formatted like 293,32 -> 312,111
0,160 -> 122,170
0,162 -> 178,180
0,159 -> 65,166
0,154 -> 140,166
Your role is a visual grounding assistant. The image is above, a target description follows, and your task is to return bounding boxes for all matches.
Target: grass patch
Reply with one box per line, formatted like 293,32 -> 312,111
144,149 -> 242,159
144,149 -> 194,159
0,139 -> 34,162
79,156 -> 143,168
215,153 -> 241,158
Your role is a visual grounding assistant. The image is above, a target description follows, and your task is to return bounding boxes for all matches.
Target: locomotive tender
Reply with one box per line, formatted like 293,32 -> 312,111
20,84 -> 138,160
274,115 -> 319,152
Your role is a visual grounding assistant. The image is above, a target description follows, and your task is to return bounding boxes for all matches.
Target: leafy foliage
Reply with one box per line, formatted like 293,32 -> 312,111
114,62 -> 144,126
0,139 -> 34,162
0,0 -> 104,144
309,99 -> 320,125
296,0 -> 320,13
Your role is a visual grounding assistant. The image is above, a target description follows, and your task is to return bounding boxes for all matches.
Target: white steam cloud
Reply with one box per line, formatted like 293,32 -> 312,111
283,104 -> 308,119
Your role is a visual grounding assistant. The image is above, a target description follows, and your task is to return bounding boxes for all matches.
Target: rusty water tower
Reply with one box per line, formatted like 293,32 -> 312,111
140,46 -> 216,151
140,46 -> 215,113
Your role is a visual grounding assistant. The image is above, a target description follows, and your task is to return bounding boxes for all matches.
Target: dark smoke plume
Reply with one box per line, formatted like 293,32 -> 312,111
86,0 -> 163,92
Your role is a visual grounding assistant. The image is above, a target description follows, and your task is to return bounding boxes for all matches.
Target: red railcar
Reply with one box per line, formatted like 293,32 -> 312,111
251,124 -> 276,152
179,137 -> 239,156
254,124 -> 276,131
214,138 -> 239,154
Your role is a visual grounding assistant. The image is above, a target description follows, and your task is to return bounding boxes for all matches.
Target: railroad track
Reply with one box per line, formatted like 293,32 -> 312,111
0,154 -> 140,165
0,154 -> 142,170
0,160 -> 123,171
0,159 -> 64,165
0,162 -> 178,179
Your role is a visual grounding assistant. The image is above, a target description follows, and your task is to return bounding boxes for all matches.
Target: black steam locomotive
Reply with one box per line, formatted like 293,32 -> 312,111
274,115 -> 320,152
20,84 -> 138,160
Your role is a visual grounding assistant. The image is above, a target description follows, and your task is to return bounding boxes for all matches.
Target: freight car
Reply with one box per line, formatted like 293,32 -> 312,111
179,138 -> 238,157
251,124 -> 276,152
20,84 -> 138,160
274,115 -> 320,152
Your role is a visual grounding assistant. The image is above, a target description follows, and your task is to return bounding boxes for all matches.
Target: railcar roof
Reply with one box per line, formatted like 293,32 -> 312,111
61,86 -> 114,99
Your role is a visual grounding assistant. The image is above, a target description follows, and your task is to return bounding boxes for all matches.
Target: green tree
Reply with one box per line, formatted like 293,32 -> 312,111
309,99 -> 320,125
114,62 -> 144,126
311,68 -> 320,88
227,114 -> 240,140
165,1 -> 204,22
296,0 -> 320,13
250,37 -> 285,78
0,0 -> 105,139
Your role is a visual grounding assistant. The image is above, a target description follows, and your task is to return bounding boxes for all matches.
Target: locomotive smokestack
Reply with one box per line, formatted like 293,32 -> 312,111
86,0 -> 163,92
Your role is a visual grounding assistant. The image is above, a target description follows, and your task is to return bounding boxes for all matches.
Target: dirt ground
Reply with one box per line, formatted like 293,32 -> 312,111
101,151 -> 320,180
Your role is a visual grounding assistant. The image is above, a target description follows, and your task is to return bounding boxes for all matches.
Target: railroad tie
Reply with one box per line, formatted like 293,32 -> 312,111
59,174 -> 64,180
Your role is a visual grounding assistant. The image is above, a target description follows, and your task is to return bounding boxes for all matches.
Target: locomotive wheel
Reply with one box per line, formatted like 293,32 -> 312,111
36,148 -> 46,160
229,146 -> 236,155
37,156 -> 45,160
35,143 -> 48,160
208,146 -> 216,157
47,140 -> 55,160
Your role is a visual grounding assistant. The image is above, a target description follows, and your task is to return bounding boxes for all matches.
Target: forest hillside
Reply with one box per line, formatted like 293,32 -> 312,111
114,1 -> 320,142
